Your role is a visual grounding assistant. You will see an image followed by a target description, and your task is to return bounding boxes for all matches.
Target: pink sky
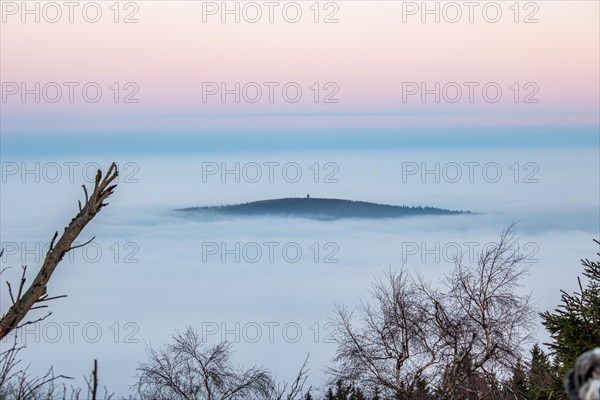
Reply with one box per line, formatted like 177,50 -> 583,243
1,1 -> 598,132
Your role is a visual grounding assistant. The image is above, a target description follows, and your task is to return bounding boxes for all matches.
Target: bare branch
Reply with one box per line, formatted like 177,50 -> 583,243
135,326 -> 275,400
327,224 -> 536,399
0,163 -> 119,340
69,236 -> 96,252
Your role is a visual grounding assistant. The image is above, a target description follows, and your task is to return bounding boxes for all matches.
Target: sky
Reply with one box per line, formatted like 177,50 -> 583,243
0,1 -> 599,397
1,1 -> 599,136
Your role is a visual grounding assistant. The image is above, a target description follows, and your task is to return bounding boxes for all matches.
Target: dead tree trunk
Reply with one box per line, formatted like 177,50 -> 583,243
0,163 -> 118,340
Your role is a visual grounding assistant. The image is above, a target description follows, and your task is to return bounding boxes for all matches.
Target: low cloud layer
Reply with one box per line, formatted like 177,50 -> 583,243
1,149 -> 597,396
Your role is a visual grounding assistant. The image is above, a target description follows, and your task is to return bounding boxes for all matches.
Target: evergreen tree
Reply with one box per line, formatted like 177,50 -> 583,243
326,387 -> 335,400
436,354 -> 495,399
325,380 -> 352,400
527,344 -> 555,400
504,357 -> 529,399
324,380 -> 370,400
540,239 -> 600,397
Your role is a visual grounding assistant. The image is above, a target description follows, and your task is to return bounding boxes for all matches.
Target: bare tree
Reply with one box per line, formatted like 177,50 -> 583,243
328,224 -> 536,400
0,335 -> 69,400
0,341 -> 114,400
0,163 -> 118,340
135,326 -> 312,400
135,326 -> 273,400
328,268 -> 438,399
431,223 -> 536,399
267,355 -> 311,400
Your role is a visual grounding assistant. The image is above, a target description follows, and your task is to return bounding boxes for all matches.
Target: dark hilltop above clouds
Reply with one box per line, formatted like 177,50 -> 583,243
178,196 -> 472,220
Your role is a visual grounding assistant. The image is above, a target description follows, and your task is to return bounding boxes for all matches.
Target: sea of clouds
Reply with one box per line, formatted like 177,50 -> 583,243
1,148 -> 598,396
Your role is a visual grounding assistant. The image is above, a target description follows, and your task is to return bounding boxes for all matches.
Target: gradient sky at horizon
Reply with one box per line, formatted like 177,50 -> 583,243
1,0 -> 599,138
